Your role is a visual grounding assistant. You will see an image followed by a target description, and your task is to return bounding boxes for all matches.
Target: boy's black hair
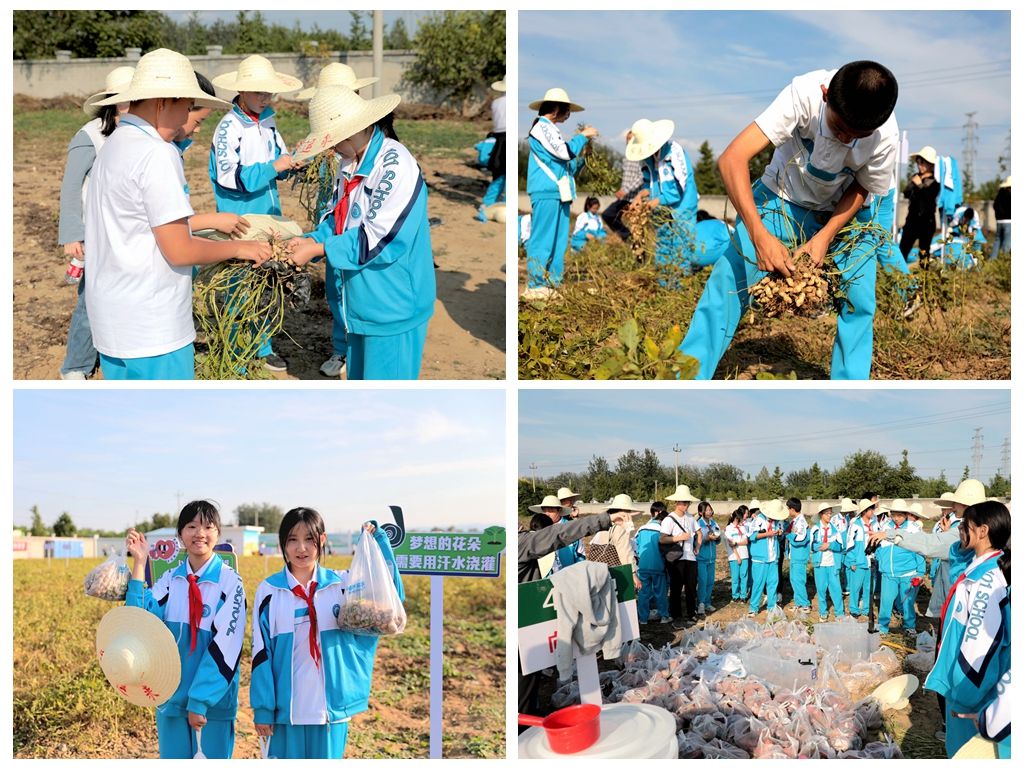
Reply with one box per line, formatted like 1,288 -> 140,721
279,507 -> 327,563
530,512 -> 554,531
194,70 -> 216,100
696,209 -> 716,223
176,500 -> 221,536
962,500 -> 1010,585
961,207 -> 975,224
97,103 -> 120,137
828,60 -> 898,133
584,196 -> 600,210
787,497 -> 802,513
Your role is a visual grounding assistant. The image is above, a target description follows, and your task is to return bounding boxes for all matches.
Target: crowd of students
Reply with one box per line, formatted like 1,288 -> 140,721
58,50 -> 438,380
518,478 -> 1010,758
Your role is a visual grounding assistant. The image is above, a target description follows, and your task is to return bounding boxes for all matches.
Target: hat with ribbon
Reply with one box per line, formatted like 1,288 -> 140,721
96,606 -> 181,708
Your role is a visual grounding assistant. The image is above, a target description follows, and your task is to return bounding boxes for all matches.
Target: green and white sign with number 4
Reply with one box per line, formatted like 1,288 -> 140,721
518,564 -> 639,675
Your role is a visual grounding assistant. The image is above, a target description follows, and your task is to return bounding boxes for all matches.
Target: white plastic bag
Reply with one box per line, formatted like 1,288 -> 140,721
337,531 -> 406,636
193,728 -> 206,759
84,554 -> 131,601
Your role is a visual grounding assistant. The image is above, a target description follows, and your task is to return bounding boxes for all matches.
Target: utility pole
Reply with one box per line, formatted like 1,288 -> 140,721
972,427 -> 984,480
673,444 -> 681,487
372,11 -> 383,99
175,491 -> 182,513
1001,437 -> 1010,478
962,112 -> 978,194
529,463 -> 538,492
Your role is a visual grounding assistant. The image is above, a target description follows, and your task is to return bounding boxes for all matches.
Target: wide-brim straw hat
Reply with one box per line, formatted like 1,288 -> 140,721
907,502 -> 930,520
763,499 -> 789,521
748,498 -> 762,512
856,498 -> 879,515
96,606 -> 181,708
528,87 -> 584,113
528,495 -> 562,514
666,485 -> 700,503
935,479 -> 986,508
606,493 -> 646,514
840,497 -> 858,514
999,176 -> 1011,188
292,85 -> 401,165
491,76 -> 507,92
952,734 -> 999,759
293,62 -> 378,101
212,54 -> 302,94
868,674 -> 919,711
911,145 -> 938,166
882,498 -> 910,515
818,502 -> 840,515
94,49 -> 230,110
557,487 -> 581,503
625,118 -> 675,161
83,65 -> 135,116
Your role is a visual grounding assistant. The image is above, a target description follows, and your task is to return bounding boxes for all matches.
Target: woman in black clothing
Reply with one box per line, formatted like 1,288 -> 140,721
899,146 -> 941,261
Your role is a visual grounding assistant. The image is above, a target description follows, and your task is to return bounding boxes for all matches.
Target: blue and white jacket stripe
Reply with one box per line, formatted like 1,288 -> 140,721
125,555 -> 246,720
526,117 -> 588,201
208,103 -> 289,215
641,141 -> 698,221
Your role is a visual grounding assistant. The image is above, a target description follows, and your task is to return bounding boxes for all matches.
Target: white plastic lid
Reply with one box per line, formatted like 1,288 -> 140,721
518,703 -> 677,759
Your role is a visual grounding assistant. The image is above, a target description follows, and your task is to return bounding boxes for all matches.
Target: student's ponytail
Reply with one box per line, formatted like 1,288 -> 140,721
999,547 -> 1010,585
962,500 -> 1011,584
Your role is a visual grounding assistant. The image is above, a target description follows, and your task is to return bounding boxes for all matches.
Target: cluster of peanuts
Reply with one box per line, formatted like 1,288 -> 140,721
748,260 -> 831,318
338,599 -> 407,636
623,201 -> 654,262
84,559 -> 131,601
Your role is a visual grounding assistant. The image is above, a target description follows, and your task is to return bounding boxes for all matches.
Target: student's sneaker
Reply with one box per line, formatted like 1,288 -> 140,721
799,606 -> 812,614
696,603 -> 705,615
263,354 -> 288,372
705,603 -> 716,611
475,207 -> 489,223
818,615 -> 829,623
520,286 -> 554,301
747,611 -> 757,618
843,590 -> 850,596
319,353 -> 347,377
648,609 -> 660,620
659,616 -> 673,624
59,370 -> 87,380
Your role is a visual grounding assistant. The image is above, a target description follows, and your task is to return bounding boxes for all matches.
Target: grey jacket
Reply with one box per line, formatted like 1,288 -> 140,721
518,512 -> 611,583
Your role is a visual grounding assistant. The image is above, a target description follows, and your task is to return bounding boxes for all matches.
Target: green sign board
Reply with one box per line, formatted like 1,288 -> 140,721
145,537 -> 236,587
393,526 -> 505,578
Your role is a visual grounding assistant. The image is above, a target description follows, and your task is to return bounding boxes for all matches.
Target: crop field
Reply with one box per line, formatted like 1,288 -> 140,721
13,556 -> 505,758
518,236 -> 1010,380
13,98 -> 506,380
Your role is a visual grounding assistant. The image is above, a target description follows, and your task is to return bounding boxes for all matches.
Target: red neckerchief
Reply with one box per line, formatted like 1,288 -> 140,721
291,581 -> 322,669
333,175 -> 365,235
240,103 -> 262,123
186,574 -> 204,654
937,549 -> 1002,653
823,521 -> 829,547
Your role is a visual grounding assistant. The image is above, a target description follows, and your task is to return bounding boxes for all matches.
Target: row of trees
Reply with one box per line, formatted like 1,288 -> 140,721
519,448 -> 1010,517
22,502 -> 287,538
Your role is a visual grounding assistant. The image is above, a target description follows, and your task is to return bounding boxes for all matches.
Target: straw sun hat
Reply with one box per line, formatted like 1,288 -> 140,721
911,145 -> 938,165
666,485 -> 700,503
212,54 -> 303,94
935,479 -> 986,508
93,49 -> 229,110
762,499 -> 789,522
528,87 -> 584,113
557,487 -> 581,503
83,66 -> 135,116
96,606 -> 181,708
606,493 -> 646,514
294,62 -> 378,101
625,119 -> 675,161
491,75 -> 507,92
292,85 -> 401,164
528,495 -> 562,514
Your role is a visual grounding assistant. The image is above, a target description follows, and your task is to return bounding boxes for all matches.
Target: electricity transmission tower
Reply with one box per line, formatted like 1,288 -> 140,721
962,112 -> 978,193
971,428 -> 984,479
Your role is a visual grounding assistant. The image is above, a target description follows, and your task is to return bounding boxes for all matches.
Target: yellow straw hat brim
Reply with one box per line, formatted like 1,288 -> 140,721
96,606 -> 181,708
92,49 -> 230,110
294,76 -> 379,102
293,86 -> 401,165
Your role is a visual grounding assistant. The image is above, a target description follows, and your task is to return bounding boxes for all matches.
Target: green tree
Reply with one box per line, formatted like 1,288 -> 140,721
961,465 -> 971,482
52,512 -> 76,537
919,470 -> 953,498
348,11 -> 371,50
829,450 -> 896,499
585,455 -> 615,504
402,10 -> 505,115
748,145 -> 774,185
751,466 -> 774,498
29,505 -> 49,536
13,10 -> 170,59
386,17 -> 411,49
988,472 -> 1010,498
893,450 -> 921,496
232,11 -> 271,54
235,503 -> 285,532
694,140 -> 725,195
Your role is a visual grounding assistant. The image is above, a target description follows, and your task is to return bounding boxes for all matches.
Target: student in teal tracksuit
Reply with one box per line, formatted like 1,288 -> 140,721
724,508 -> 750,601
287,88 -> 435,380
123,502 -> 245,759
810,505 -> 845,621
875,509 -> 926,634
844,503 -> 876,617
679,62 -> 900,379
924,501 -> 1010,758
635,504 -> 670,623
786,499 -> 811,612
695,502 -> 720,613
570,197 -> 607,251
252,508 -> 404,758
694,211 -> 734,270
746,501 -> 784,616
525,89 -> 595,290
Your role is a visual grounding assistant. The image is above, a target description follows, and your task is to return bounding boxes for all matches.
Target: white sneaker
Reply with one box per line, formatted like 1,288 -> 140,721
659,616 -> 672,624
648,609 -> 659,620
319,353 -> 347,377
705,603 -> 716,611
520,286 -> 554,301
59,370 -> 87,380
696,603 -> 705,615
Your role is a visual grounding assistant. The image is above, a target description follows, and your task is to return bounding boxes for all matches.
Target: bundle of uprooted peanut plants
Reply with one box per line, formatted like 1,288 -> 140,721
193,235 -> 312,380
747,254 -> 835,317
292,150 -> 340,226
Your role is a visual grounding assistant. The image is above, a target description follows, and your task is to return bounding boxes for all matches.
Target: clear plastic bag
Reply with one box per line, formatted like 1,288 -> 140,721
867,647 -> 901,678
676,730 -> 709,759
83,554 -> 131,601
703,737 -> 750,759
691,710 -> 728,741
337,531 -> 406,636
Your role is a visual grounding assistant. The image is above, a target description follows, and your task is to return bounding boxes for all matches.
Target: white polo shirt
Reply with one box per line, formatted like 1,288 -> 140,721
660,512 -> 697,562
755,69 -> 898,211
85,113 -> 195,359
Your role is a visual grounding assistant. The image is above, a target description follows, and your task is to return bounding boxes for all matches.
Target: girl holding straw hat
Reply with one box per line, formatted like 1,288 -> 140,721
84,48 -> 271,381
625,118 -> 699,272
209,54 -> 304,373
251,508 -> 404,758
809,503 -> 845,622
123,501 -> 246,758
476,74 -> 507,222
56,65 -> 134,381
523,87 -> 596,299
284,86 -> 436,380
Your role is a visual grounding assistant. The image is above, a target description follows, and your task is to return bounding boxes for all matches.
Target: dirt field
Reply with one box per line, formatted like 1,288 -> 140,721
13,103 -> 506,380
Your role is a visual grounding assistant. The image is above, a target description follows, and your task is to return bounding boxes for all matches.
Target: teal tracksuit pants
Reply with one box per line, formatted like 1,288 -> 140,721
155,713 -> 235,759
267,722 -> 350,759
697,558 -> 715,606
526,198 -> 571,288
679,181 -> 881,379
813,564 -> 845,618
483,175 -> 506,207
729,559 -> 749,600
99,343 -> 194,381
748,560 -> 778,613
879,574 -> 916,633
346,322 -> 429,380
834,550 -> 846,591
637,568 -> 669,620
847,564 -> 870,615
789,557 -> 810,607
324,264 -> 349,358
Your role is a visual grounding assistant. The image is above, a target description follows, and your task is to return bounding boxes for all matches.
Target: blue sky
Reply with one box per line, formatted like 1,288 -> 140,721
520,10 -> 1010,182
14,390 -> 504,532
164,10 -> 428,36
519,390 -> 1010,482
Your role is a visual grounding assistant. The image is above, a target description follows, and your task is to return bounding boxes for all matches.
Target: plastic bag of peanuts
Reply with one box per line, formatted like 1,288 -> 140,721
337,531 -> 407,636
84,555 -> 131,601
